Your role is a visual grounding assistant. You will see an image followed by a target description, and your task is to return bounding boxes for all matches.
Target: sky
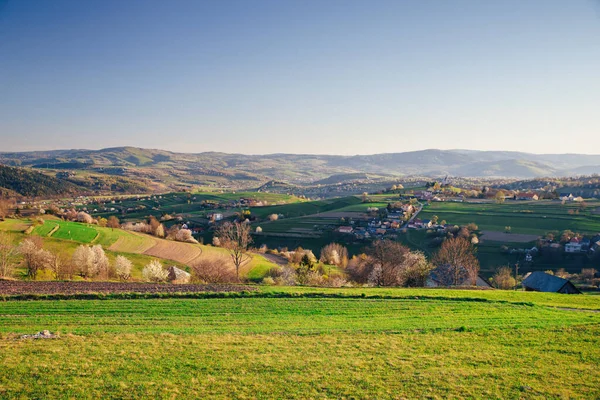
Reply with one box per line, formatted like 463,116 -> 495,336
1,0 -> 599,155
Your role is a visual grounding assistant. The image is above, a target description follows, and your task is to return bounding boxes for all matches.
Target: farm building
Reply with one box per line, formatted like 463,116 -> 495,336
516,193 -> 539,201
521,271 -> 581,294
338,226 -> 353,234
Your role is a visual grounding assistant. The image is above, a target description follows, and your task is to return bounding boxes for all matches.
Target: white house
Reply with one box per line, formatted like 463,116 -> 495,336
565,242 -> 582,253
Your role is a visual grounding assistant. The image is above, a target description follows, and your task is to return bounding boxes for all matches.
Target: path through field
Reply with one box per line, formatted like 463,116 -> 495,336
261,253 -> 289,266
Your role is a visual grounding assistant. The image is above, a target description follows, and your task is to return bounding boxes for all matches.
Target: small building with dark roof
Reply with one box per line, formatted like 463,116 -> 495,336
522,271 -> 581,294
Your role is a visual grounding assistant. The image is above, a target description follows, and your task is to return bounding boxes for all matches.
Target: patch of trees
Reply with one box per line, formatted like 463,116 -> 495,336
346,240 -> 432,287
0,165 -> 82,197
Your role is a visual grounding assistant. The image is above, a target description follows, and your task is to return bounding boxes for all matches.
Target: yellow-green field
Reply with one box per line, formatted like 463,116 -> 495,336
0,288 -> 599,398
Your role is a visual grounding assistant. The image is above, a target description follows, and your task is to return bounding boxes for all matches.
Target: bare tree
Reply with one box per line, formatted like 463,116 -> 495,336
0,231 -> 18,278
216,222 -> 253,279
432,237 -> 480,286
48,252 -> 70,280
190,256 -> 237,283
107,216 -> 121,230
0,198 -> 15,220
366,240 -> 411,286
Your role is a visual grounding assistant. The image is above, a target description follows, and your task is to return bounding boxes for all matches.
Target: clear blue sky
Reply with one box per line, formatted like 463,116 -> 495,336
1,0 -> 599,154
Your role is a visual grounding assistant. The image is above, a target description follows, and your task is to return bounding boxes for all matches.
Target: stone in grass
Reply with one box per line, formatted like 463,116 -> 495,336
167,266 -> 191,284
20,330 -> 59,339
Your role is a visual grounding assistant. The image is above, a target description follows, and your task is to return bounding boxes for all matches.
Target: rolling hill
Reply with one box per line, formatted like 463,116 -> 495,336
2,147 -> 600,193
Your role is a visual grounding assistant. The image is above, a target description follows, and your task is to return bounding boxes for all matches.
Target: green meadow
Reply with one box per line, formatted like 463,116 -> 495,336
418,200 -> 600,235
0,288 -> 599,398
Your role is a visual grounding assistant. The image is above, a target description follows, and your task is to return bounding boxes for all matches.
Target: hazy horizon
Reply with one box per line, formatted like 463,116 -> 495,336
3,145 -> 600,157
2,0 -> 600,154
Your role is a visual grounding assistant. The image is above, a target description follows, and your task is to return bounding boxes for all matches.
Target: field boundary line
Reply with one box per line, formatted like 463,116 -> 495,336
46,224 -> 60,237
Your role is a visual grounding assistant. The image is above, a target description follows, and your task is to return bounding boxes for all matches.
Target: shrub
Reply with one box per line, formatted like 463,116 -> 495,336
262,276 -> 275,285
142,260 -> 168,282
492,267 -> 516,289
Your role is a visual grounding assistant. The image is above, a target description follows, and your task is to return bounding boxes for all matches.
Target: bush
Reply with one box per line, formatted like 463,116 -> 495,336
142,260 -> 168,282
492,267 -> 516,289
190,256 -> 237,283
261,276 -> 276,285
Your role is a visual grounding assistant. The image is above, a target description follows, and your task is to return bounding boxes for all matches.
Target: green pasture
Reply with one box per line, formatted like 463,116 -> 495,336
0,289 -> 599,398
419,200 -> 600,235
250,196 -> 362,219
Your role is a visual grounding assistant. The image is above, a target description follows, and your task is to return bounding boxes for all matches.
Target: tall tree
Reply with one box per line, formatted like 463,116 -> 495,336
216,222 -> 253,279
432,238 -> 480,286
366,240 -> 410,286
0,231 -> 18,278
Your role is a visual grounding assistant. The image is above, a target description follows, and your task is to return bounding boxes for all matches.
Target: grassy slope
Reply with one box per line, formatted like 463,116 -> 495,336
0,289 -> 599,398
1,219 -> 279,280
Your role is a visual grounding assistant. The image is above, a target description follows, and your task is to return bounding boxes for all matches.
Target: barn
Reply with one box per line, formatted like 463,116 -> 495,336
521,271 -> 581,294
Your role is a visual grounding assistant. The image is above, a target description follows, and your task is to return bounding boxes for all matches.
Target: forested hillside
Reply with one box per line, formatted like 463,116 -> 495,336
0,165 -> 82,197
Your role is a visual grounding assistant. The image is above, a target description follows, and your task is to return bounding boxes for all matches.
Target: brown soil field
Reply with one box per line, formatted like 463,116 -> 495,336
480,230 -> 539,243
143,240 -> 203,265
109,232 -> 157,253
0,281 -> 256,295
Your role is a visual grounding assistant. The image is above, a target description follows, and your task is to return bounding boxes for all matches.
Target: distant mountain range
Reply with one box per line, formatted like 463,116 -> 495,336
1,147 -> 599,194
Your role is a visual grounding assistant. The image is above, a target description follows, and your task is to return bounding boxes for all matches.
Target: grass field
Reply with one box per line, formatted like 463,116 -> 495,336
89,191 -> 304,222
419,200 -> 600,235
0,288 -> 599,398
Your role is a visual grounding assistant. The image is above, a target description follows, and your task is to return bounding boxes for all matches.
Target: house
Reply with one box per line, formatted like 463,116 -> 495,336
559,193 -> 574,201
209,213 -> 223,221
521,271 -> 580,294
516,193 -> 539,201
565,241 -> 582,253
388,212 -> 402,220
338,226 -> 353,234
